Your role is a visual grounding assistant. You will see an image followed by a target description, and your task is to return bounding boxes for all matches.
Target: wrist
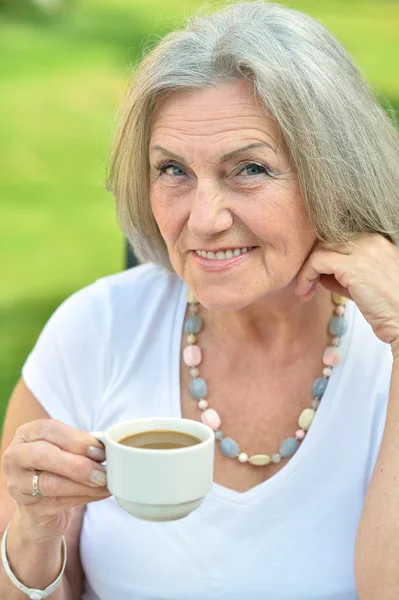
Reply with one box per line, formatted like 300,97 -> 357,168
3,516 -> 66,595
15,510 -> 63,547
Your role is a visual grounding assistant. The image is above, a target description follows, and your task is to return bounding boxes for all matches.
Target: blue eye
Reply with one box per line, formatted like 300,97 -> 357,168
240,163 -> 271,177
157,162 -> 185,177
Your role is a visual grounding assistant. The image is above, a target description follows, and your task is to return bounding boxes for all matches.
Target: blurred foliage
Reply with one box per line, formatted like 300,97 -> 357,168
0,0 -> 398,427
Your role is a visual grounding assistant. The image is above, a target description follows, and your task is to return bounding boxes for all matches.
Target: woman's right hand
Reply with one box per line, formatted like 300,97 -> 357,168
2,419 -> 111,541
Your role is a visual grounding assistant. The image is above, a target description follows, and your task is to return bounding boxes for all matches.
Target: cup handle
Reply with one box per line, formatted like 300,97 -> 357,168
89,431 -> 106,445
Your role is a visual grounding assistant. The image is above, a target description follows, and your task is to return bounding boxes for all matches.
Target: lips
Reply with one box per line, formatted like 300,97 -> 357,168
191,246 -> 257,272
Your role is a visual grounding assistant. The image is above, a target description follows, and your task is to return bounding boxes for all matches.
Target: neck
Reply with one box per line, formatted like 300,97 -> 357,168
201,284 -> 334,354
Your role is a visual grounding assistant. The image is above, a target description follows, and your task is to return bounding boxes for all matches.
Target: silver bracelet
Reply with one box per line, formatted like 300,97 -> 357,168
1,523 -> 67,600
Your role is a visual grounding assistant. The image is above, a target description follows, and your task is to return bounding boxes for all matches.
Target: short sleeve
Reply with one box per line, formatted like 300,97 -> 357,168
22,279 -> 110,432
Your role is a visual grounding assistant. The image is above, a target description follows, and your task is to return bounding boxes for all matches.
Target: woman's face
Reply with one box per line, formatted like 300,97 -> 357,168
149,79 -> 317,311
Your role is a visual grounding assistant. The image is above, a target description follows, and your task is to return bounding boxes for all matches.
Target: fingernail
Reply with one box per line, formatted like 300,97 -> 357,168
90,469 -> 107,486
87,446 -> 106,461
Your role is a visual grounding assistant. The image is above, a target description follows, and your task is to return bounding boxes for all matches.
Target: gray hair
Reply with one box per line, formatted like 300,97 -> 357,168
108,1 -> 399,270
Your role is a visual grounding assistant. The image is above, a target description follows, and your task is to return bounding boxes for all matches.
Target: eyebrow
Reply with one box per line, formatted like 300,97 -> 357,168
150,141 -> 274,164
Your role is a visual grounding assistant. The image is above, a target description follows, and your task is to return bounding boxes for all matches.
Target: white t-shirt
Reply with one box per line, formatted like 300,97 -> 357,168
22,263 -> 392,600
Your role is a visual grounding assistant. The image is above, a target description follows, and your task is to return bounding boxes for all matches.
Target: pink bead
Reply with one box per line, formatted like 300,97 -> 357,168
201,408 -> 221,430
295,429 -> 305,440
198,399 -> 208,410
335,305 -> 345,316
183,345 -> 202,367
322,346 -> 342,367
323,367 -> 333,377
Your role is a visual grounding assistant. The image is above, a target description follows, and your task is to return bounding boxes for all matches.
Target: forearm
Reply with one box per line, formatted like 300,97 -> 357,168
354,344 -> 399,599
0,512 -> 70,600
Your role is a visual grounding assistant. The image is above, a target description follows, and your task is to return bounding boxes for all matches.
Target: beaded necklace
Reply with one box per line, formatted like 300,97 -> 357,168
183,290 -> 348,466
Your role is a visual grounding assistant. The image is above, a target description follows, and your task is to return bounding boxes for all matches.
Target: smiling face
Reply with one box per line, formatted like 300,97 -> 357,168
149,79 -> 317,311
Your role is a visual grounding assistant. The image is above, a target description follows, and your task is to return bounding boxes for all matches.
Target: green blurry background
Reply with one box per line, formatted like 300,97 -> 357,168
1,0 -> 398,428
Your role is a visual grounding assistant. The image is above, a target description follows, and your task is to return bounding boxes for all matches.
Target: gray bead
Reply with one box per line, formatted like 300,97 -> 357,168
280,437 -> 300,458
215,430 -> 224,440
329,316 -> 348,337
312,376 -> 328,399
189,377 -> 208,399
220,437 -> 240,458
184,315 -> 202,334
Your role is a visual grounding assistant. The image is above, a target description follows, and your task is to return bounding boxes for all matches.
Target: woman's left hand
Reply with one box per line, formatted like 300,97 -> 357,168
294,233 -> 399,354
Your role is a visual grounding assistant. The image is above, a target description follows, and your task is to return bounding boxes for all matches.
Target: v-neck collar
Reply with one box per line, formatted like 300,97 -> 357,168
169,280 -> 356,505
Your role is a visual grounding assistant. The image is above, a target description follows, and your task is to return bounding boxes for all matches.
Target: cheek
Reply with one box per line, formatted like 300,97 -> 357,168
150,189 -> 186,246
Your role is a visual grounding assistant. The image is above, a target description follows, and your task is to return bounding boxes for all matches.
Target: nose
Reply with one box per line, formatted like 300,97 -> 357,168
187,181 -> 233,240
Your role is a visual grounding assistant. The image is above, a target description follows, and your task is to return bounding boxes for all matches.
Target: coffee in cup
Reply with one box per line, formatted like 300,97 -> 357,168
119,429 -> 202,450
90,417 -> 215,522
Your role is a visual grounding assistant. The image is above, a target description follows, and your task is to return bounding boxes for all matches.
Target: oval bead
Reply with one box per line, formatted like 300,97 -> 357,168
322,346 -> 342,367
187,333 -> 196,344
329,316 -> 348,337
332,293 -> 348,305
198,399 -> 208,410
183,345 -> 202,367
220,437 -> 240,458
248,454 -> 271,466
323,367 -> 333,377
189,304 -> 199,314
189,377 -> 208,399
190,367 -> 199,378
298,408 -> 316,431
312,376 -> 328,399
186,289 -> 199,304
271,453 -> 281,463
335,305 -> 345,316
184,315 -> 202,334
215,430 -> 224,440
280,437 -> 300,458
201,408 -> 221,430
238,453 -> 249,463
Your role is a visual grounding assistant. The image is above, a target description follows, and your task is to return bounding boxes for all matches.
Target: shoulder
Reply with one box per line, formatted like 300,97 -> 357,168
28,263 -> 184,364
98,262 -> 183,315
51,263 -> 182,332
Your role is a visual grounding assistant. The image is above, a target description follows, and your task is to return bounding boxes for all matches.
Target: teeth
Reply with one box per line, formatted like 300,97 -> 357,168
195,247 -> 252,260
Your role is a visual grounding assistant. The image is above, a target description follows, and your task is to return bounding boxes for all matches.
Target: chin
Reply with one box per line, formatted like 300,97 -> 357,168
192,288 -> 257,312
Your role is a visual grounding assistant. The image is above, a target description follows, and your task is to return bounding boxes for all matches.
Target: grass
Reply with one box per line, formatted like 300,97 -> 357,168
0,0 -> 398,428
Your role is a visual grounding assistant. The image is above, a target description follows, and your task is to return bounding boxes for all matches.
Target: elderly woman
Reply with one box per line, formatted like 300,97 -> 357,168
1,1 -> 399,599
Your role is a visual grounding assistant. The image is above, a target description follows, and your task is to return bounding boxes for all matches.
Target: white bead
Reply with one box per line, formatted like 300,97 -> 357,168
190,367 -> 199,378
238,453 -> 249,463
322,367 -> 333,377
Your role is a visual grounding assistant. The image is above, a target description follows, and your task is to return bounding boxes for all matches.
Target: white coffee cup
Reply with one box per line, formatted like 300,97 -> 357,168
91,417 -> 215,522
